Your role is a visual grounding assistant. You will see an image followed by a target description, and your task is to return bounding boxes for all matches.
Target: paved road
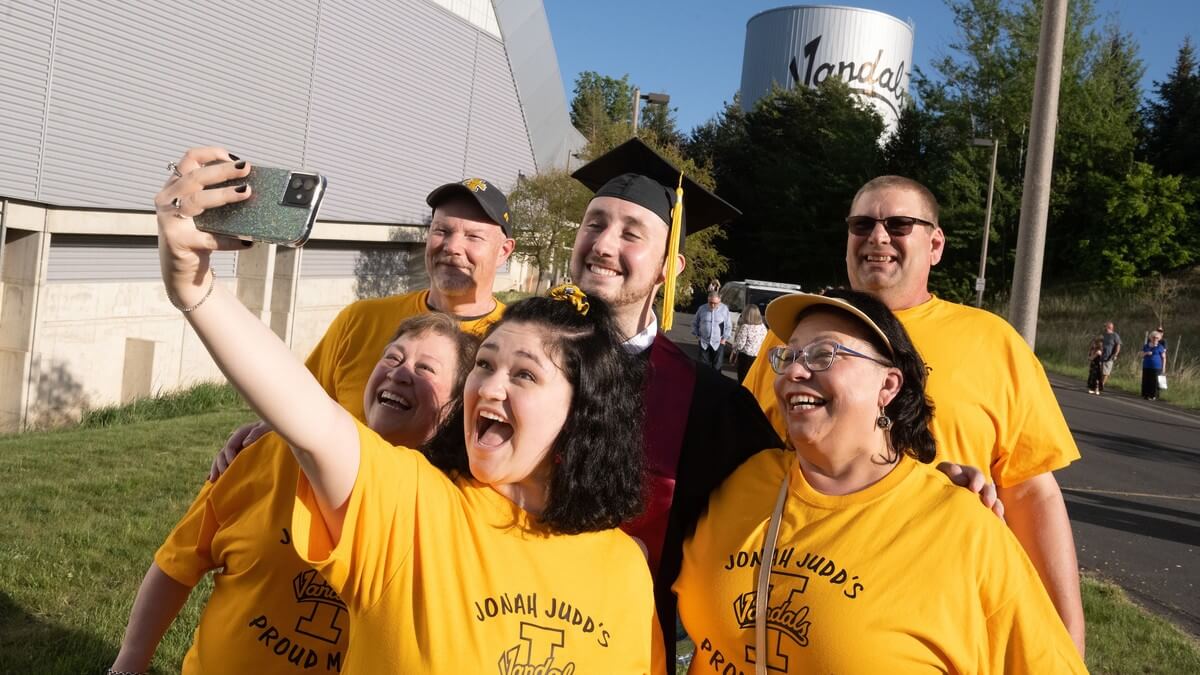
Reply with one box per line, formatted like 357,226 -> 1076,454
667,313 -> 1200,635
1052,373 -> 1200,636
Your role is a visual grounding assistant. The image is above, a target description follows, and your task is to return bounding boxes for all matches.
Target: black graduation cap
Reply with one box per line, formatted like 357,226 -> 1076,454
570,138 -> 741,235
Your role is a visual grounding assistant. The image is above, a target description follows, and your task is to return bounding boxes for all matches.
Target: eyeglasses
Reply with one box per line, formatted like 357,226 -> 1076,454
846,215 -> 936,237
768,340 -> 892,374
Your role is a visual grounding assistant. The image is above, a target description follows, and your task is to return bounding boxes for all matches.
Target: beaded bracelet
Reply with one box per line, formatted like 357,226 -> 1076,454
170,269 -> 216,313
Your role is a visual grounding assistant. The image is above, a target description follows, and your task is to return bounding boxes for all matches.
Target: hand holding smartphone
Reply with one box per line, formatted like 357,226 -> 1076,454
195,164 -> 327,246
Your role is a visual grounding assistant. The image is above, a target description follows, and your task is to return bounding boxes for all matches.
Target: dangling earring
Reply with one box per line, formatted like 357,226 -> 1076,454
875,407 -> 893,431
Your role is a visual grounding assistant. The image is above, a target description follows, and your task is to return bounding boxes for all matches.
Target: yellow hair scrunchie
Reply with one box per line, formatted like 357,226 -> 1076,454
548,283 -> 590,316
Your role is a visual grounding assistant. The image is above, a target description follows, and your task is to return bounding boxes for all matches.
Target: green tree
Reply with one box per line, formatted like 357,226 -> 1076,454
1144,38 -> 1200,177
507,170 -> 592,291
695,81 -> 885,288
1077,161 -> 1196,287
904,0 -> 1160,295
570,71 -> 634,144
638,101 -> 684,148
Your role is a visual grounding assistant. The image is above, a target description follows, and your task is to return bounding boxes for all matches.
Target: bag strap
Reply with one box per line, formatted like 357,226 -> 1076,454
755,469 -> 791,675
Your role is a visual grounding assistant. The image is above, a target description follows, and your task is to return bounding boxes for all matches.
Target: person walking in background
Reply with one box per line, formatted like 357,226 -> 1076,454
1099,321 -> 1122,393
730,304 -> 767,382
1087,336 -> 1105,394
1141,330 -> 1168,400
692,291 -> 732,370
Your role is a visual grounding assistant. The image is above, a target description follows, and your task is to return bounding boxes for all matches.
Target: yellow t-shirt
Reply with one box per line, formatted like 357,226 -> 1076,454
675,450 -> 1087,674
155,434 -> 350,674
742,295 -> 1079,486
304,289 -> 504,420
291,421 -> 661,674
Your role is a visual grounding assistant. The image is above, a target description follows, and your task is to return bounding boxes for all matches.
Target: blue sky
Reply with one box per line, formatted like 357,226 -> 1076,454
544,0 -> 1197,133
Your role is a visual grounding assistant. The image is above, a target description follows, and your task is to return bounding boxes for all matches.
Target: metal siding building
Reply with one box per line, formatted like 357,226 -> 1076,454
741,5 -> 915,133
0,0 -> 580,431
0,0 -> 552,217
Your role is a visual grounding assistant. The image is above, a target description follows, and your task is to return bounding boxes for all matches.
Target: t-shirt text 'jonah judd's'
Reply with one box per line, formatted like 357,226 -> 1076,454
788,34 -> 909,119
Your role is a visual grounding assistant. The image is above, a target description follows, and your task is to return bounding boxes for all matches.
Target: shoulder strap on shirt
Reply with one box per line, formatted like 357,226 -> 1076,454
756,470 -> 790,675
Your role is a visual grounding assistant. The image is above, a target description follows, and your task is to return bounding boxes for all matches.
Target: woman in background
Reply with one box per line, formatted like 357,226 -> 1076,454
1140,330 -> 1167,400
731,304 -> 768,383
1086,335 -> 1104,395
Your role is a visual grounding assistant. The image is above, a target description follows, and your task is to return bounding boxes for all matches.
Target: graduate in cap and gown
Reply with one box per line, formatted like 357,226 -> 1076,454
569,139 -> 783,661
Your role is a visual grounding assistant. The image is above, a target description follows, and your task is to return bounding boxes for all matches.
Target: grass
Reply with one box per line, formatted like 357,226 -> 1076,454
994,267 -> 1200,409
1081,577 -> 1200,674
673,576 -> 1200,673
76,382 -> 245,429
0,408 -> 252,673
495,289 -> 534,305
2,393 -> 1197,673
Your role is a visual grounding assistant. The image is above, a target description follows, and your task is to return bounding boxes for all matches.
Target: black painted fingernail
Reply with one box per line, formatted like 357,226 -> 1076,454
234,160 -> 247,169
234,184 -> 248,193
227,153 -> 241,161
242,240 -> 253,247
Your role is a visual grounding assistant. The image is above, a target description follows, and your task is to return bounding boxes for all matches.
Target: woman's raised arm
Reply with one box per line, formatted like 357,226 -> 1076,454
155,147 -> 358,536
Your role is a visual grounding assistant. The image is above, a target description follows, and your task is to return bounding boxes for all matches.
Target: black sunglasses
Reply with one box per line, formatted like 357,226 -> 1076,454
846,215 -> 937,237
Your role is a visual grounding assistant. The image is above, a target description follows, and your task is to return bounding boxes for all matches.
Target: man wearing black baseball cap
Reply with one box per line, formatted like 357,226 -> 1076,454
208,177 -> 515,474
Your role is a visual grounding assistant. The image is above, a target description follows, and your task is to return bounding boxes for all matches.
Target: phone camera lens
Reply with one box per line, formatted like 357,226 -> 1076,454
290,178 -> 303,189
302,177 -> 316,190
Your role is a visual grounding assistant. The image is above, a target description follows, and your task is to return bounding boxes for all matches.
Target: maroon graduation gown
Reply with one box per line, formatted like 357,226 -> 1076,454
622,333 -> 782,665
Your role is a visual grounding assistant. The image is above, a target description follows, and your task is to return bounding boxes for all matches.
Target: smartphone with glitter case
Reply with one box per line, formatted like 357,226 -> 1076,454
195,165 -> 327,247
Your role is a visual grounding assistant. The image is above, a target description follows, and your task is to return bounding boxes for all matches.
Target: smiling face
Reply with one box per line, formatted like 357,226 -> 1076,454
570,196 -> 680,327
773,311 -> 901,464
425,197 -> 515,299
363,331 -> 461,448
463,321 -> 573,509
845,187 -> 945,311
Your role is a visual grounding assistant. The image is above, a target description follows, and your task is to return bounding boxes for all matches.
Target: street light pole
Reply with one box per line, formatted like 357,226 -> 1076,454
972,138 -> 999,307
1009,0 -> 1068,348
632,87 -> 641,134
631,88 -> 670,136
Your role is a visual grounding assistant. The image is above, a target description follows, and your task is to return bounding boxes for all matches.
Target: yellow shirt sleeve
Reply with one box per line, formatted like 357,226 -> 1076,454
153,479 -> 219,587
897,299 -> 1080,486
979,533 -> 1088,673
290,420 -> 451,612
742,331 -> 788,439
303,302 -> 356,402
990,329 -> 1080,483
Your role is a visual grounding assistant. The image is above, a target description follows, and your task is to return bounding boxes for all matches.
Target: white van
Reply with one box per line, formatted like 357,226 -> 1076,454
718,279 -> 804,327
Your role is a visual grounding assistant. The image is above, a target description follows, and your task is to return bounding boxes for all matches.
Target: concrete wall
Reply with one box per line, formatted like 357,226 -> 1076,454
0,201 -> 535,432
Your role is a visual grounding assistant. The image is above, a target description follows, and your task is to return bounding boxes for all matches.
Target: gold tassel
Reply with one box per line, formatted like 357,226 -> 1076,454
660,171 -> 684,331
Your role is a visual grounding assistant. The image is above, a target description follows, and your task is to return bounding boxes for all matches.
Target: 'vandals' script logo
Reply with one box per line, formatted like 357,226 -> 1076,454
497,622 -> 578,675
293,569 -> 348,644
788,34 -> 909,120
733,570 -> 813,672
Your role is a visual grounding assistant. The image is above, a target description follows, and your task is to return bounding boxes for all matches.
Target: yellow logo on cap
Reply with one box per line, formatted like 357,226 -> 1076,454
503,212 -> 509,222
463,178 -> 487,192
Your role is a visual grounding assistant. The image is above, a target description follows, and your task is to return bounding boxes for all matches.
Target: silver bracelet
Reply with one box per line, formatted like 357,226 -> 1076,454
170,269 -> 216,313
107,670 -> 147,675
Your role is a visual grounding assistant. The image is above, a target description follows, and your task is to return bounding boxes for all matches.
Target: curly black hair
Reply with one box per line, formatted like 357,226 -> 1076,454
802,288 -> 936,463
422,292 -> 646,534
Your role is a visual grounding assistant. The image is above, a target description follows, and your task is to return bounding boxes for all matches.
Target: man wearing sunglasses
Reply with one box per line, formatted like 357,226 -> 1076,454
742,175 -> 1086,656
